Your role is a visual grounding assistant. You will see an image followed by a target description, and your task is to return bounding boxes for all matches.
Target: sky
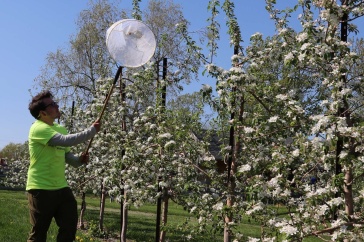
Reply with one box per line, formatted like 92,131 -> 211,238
0,0 -> 362,150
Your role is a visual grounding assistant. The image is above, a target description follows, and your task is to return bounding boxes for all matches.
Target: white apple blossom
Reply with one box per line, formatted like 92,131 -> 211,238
296,32 -> 308,42
238,164 -> 251,172
201,84 -> 212,92
248,238 -> 260,242
230,67 -> 243,73
279,224 -> 298,236
251,32 -> 263,38
268,116 -> 279,123
298,53 -> 306,61
212,202 -> 224,210
292,149 -> 300,157
246,202 -> 264,215
276,94 -> 288,100
300,43 -> 311,50
284,52 -> 294,64
340,88 -> 352,95
158,133 -> 172,139
162,142 -> 174,153
244,127 -> 255,133
339,151 -> 348,159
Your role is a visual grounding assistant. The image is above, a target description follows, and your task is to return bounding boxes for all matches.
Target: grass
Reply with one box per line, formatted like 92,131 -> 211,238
0,189 -> 325,242
78,195 -> 225,241
0,190 -> 60,241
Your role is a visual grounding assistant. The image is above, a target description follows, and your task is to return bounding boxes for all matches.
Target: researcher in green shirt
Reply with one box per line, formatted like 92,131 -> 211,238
26,90 -> 101,242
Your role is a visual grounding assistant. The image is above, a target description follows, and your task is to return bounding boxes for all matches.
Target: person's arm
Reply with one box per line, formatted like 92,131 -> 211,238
65,152 -> 90,168
48,126 -> 96,147
65,152 -> 82,168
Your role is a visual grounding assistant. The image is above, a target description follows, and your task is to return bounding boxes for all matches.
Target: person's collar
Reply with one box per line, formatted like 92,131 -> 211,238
38,117 -> 55,126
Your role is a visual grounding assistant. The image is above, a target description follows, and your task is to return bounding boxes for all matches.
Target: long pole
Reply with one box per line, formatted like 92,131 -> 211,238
119,72 -> 128,242
156,58 -> 168,242
85,66 -> 123,153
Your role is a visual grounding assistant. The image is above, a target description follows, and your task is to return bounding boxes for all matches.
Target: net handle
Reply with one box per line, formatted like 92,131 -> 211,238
85,66 -> 123,153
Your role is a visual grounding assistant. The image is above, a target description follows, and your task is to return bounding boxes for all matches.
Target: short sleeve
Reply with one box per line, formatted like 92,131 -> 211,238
29,121 -> 59,145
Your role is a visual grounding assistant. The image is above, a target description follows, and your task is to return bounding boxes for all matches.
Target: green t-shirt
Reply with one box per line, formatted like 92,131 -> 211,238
26,120 -> 71,190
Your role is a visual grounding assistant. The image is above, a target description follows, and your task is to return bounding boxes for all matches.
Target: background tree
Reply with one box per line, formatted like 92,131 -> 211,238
0,142 -> 28,162
33,0 -> 120,105
0,142 -> 29,189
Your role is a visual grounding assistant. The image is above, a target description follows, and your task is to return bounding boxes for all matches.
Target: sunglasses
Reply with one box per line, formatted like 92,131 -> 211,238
44,101 -> 58,109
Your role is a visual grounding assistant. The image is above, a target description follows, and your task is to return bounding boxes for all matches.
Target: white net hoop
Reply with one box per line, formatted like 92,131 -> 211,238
106,19 -> 156,67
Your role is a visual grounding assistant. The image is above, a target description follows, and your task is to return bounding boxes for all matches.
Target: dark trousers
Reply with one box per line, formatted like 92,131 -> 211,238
27,187 -> 78,242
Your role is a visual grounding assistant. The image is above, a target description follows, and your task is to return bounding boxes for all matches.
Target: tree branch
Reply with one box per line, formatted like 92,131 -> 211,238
247,90 -> 271,114
312,221 -> 364,235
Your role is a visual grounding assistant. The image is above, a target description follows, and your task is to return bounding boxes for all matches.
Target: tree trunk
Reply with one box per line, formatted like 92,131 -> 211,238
99,183 -> 106,231
340,0 -> 354,223
78,192 -> 86,229
156,176 -> 162,242
224,44 -> 242,242
224,199 -> 233,242
224,118 -> 239,242
120,189 -> 128,242
344,168 -> 353,216
159,188 -> 169,242
224,160 -> 237,242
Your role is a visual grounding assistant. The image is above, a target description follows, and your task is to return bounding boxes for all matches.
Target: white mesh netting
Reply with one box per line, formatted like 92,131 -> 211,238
106,19 -> 156,67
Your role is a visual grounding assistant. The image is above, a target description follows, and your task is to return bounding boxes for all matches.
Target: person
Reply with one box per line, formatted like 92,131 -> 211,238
26,90 -> 101,242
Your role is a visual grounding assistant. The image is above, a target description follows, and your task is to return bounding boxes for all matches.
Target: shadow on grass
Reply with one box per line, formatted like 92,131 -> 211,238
82,208 -> 222,242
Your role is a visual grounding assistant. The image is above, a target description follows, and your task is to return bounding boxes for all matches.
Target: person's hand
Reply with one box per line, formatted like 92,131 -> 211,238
80,152 -> 90,165
92,119 -> 101,132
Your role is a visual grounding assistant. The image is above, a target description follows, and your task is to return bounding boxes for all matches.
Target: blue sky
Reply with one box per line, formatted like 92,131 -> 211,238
0,0 -> 360,149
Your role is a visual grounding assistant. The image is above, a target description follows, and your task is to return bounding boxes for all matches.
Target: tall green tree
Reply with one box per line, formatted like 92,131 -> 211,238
33,0 -> 119,105
0,142 -> 28,162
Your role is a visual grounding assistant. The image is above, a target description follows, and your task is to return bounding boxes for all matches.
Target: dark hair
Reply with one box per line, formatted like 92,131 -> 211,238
28,90 -> 54,119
